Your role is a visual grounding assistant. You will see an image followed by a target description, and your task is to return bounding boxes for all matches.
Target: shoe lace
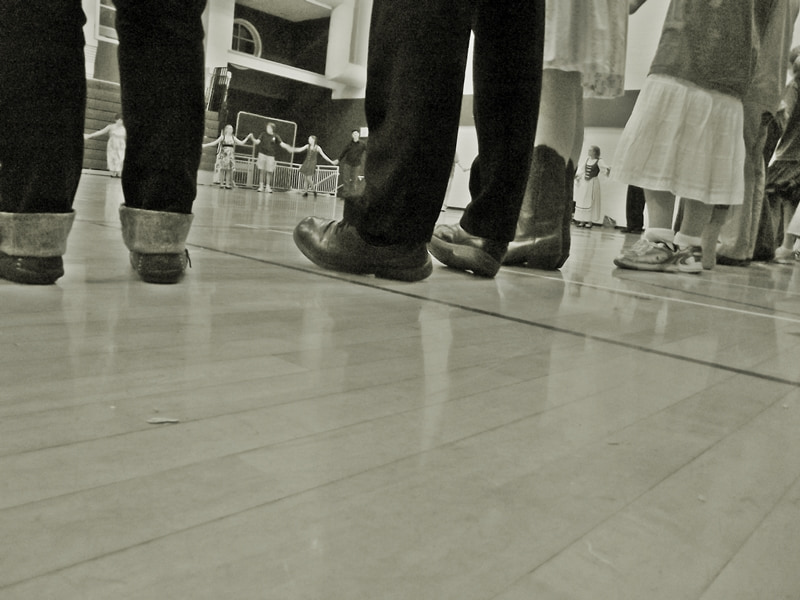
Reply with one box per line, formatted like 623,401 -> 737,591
628,238 -> 657,255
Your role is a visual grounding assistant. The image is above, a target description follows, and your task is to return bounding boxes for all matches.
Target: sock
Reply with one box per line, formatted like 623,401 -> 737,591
644,228 -> 675,246
673,232 -> 702,249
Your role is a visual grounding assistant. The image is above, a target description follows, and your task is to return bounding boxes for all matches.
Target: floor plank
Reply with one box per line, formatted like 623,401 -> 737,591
2,174 -> 800,599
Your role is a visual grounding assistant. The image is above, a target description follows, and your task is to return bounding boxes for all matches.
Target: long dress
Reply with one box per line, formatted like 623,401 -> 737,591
216,134 -> 237,171
543,0 -> 629,98
574,157 -> 607,224
105,121 -> 126,173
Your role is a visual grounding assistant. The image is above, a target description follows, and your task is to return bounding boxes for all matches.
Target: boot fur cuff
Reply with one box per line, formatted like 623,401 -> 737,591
0,211 -> 75,257
119,205 -> 194,254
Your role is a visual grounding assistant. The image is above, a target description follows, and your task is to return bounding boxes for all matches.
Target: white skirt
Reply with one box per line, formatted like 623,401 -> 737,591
574,177 -> 603,223
613,75 -> 745,206
543,0 -> 628,98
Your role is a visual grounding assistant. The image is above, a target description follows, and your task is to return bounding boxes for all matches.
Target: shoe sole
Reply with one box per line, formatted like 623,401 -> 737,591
428,237 -> 501,277
503,240 -> 564,270
130,252 -> 188,284
0,267 -> 63,285
0,258 -> 64,285
293,230 -> 432,282
613,256 -> 701,274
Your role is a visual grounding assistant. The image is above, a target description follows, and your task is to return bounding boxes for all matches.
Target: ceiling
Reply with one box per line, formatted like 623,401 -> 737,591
236,0 -> 344,22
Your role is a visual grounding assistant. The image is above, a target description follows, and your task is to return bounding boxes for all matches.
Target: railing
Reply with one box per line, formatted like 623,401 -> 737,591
230,156 -> 339,195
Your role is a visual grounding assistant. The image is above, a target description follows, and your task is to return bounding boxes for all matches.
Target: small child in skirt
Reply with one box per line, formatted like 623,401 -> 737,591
613,0 -> 774,273
202,125 -> 250,189
573,145 -> 610,228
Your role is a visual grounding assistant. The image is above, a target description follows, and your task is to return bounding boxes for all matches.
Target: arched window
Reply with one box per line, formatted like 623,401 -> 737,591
232,19 -> 262,58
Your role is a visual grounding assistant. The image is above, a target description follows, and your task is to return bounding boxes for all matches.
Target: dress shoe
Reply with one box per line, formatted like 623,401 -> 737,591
130,249 -> 191,284
293,217 -> 432,281
0,253 -> 64,285
428,223 -> 507,277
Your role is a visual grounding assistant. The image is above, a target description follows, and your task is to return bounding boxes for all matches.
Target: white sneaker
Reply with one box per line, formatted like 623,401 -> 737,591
257,185 -> 264,192
614,239 -> 702,274
774,246 -> 799,264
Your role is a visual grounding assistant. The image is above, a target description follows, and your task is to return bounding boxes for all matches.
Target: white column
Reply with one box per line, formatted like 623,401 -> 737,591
326,0 -> 371,98
202,0 -> 236,91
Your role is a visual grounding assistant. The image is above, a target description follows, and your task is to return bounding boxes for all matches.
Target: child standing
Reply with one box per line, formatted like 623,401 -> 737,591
613,0 -> 776,273
285,136 -> 337,196
84,113 -> 126,177
573,145 -> 610,229
202,125 -> 250,190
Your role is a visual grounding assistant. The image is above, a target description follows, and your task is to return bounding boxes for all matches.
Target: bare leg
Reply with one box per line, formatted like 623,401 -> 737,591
534,70 -> 581,159
642,189 -> 676,243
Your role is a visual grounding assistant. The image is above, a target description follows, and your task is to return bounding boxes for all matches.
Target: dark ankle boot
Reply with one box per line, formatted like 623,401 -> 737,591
119,206 -> 194,284
502,146 -> 568,270
0,211 -> 75,284
557,158 -> 576,268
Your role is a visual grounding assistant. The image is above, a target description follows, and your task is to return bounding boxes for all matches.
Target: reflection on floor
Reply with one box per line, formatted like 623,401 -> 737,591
2,174 -> 800,599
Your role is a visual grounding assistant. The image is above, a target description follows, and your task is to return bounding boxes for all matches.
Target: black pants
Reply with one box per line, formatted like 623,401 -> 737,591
0,0 -> 206,215
355,0 -> 544,246
625,185 -> 646,231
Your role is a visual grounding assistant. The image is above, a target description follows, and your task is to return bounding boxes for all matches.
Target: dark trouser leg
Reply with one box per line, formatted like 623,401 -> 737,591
717,103 -> 766,262
355,0 -> 475,245
0,1 -> 85,214
626,185 -> 646,231
459,0 -> 544,242
341,164 -> 354,197
0,1 -> 82,283
113,0 -> 206,214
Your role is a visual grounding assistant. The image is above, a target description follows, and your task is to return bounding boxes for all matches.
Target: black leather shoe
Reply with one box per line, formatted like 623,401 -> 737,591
428,223 -> 507,277
130,249 -> 191,284
0,253 -> 64,285
293,217 -> 432,281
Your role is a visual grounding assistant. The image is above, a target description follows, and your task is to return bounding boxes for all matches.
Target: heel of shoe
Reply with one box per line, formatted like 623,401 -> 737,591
130,250 -> 191,284
503,236 -> 562,269
429,238 -> 501,277
374,258 -> 432,282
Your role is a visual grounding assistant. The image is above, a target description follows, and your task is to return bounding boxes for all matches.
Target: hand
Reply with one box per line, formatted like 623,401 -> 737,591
333,159 -> 339,165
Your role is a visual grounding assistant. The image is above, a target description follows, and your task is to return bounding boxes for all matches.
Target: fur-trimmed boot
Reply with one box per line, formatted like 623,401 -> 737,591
503,146 -> 569,269
119,205 -> 193,284
0,211 -> 75,284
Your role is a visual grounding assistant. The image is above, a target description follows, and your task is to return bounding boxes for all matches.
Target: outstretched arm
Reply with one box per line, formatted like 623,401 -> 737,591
202,135 -> 223,148
84,124 -> 112,140
317,146 -> 335,163
283,143 -> 309,154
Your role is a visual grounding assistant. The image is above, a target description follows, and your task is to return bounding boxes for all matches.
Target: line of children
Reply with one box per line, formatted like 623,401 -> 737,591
202,123 -> 338,195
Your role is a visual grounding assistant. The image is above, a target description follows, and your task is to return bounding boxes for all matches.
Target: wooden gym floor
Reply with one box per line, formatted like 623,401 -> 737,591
2,174 -> 800,599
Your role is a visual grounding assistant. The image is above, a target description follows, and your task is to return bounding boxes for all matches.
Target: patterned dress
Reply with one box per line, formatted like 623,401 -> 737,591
543,0 -> 629,98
